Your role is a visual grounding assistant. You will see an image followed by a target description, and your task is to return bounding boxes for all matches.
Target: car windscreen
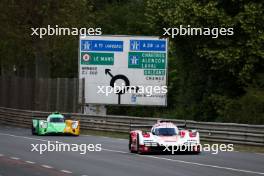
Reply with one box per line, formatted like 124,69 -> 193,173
155,128 -> 177,136
49,118 -> 64,123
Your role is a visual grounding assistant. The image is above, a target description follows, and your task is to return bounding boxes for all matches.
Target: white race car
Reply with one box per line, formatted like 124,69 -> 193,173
129,121 -> 201,154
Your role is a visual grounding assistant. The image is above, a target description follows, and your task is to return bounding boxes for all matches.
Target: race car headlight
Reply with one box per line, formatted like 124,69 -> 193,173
40,121 -> 47,128
72,122 -> 78,129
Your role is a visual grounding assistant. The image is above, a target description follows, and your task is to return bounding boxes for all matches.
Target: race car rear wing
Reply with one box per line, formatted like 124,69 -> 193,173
129,120 -> 187,131
157,120 -> 187,129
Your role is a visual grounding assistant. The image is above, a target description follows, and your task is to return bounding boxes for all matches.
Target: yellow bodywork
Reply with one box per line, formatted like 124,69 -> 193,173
63,120 -> 80,136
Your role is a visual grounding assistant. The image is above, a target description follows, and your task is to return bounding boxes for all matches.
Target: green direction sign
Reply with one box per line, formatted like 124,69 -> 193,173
81,52 -> 114,65
128,52 -> 166,69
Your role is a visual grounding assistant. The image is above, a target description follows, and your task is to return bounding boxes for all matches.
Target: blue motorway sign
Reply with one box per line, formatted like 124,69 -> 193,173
130,40 -> 166,51
81,40 -> 123,52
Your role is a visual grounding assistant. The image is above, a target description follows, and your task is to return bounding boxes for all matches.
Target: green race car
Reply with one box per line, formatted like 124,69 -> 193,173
32,112 -> 80,136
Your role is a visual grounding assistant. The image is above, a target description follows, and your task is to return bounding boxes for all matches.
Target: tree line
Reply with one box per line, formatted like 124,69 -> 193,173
0,0 -> 263,124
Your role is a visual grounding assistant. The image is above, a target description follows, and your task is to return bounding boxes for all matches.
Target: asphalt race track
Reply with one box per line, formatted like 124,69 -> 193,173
0,125 -> 263,176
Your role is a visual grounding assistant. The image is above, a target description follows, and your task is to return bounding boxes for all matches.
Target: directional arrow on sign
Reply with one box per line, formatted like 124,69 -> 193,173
105,69 -> 114,78
104,68 -> 140,104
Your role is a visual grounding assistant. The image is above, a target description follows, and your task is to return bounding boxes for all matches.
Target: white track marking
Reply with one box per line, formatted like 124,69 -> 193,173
102,148 -> 128,154
102,147 -> 264,175
256,153 -> 264,156
25,160 -> 35,164
10,157 -> 20,160
0,132 -> 50,142
142,155 -> 264,175
1,132 -> 263,175
0,154 -> 4,157
41,164 -> 53,169
117,138 -> 126,141
61,170 -> 72,174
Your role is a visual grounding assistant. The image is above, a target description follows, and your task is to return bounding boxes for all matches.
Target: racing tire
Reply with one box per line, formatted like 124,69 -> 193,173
136,134 -> 149,155
136,134 -> 141,154
31,124 -> 36,135
190,145 -> 201,155
129,134 -> 137,153
128,134 -> 132,152
192,150 -> 201,155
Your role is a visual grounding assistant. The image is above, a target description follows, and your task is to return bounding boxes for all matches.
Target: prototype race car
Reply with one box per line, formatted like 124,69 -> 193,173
129,121 -> 200,154
32,112 -> 80,136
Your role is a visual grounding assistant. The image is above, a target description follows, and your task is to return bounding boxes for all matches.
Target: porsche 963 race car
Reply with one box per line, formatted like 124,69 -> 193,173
32,112 -> 80,136
129,121 -> 200,154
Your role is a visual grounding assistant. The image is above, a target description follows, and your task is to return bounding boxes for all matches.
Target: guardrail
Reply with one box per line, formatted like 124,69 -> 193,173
0,107 -> 263,146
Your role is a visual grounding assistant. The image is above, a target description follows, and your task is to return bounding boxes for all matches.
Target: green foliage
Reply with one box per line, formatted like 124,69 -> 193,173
145,0 -> 264,123
93,0 -> 149,35
146,0 -> 263,83
210,87 -> 264,124
0,0 -> 94,77
0,0 -> 263,124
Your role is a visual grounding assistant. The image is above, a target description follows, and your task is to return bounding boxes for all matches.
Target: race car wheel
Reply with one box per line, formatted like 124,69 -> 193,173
129,135 -> 132,151
136,134 -> 149,155
193,147 -> 201,155
31,124 -> 36,135
129,134 -> 137,153
194,151 -> 201,155
136,134 -> 140,154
